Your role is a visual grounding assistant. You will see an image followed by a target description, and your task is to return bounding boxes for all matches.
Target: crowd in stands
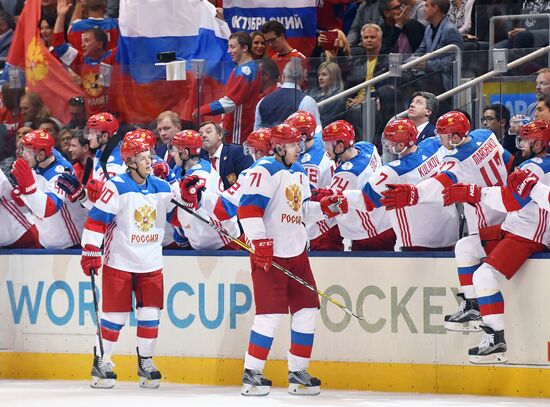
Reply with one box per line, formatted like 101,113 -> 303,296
0,0 -> 549,251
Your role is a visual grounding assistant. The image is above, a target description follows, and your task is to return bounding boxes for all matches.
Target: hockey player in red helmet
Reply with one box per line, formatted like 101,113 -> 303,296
436,110 -> 471,149
383,118 -> 418,157
243,128 -> 272,160
80,134 -> 183,389
321,119 -> 355,162
85,112 -> 119,150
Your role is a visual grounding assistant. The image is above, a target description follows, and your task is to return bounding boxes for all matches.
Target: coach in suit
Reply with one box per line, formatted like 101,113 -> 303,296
199,121 -> 253,190
407,91 -> 439,143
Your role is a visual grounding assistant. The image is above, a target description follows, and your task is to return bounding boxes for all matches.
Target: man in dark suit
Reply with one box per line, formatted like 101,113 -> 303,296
407,91 -> 438,143
199,121 -> 253,190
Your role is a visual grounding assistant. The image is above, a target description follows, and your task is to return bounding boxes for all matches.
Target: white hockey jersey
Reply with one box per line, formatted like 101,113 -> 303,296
92,143 -> 126,182
82,173 -> 176,273
0,169 -> 35,246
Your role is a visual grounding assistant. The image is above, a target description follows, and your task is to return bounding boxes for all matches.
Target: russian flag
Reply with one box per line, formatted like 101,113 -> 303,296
223,0 -> 317,57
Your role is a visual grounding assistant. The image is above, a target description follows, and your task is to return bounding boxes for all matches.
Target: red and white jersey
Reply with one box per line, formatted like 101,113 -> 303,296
0,169 -> 35,246
237,157 -> 325,258
92,144 -> 126,182
330,142 -> 391,241
416,129 -> 512,235
483,156 -> 550,246
176,159 -> 239,249
82,173 -> 176,273
348,137 -> 459,249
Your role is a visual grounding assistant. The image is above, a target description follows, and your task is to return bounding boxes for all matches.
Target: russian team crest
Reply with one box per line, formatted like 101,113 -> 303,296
134,205 -> 157,232
285,184 -> 302,212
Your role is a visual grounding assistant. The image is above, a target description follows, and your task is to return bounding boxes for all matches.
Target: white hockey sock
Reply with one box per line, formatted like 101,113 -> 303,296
136,307 -> 161,358
97,312 -> 129,358
288,308 -> 317,372
244,313 -> 284,372
473,264 -> 505,331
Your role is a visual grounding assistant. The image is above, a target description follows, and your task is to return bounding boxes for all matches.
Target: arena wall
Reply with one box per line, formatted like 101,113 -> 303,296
1,249 -> 550,397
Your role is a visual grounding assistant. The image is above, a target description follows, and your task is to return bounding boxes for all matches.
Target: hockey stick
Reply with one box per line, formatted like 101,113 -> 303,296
171,199 -> 365,320
90,270 -> 105,357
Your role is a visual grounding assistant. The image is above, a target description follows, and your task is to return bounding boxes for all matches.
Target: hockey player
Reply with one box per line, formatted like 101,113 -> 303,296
441,120 -> 550,363
172,130 -> 240,249
10,129 -> 86,249
80,136 -> 181,389
237,123 -> 348,396
341,118 -> 459,250
285,111 -> 342,250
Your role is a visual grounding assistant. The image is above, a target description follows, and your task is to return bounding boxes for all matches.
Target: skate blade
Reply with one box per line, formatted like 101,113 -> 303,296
288,383 -> 320,396
90,377 -> 115,389
241,383 -> 270,396
444,320 -> 482,332
139,377 -> 160,389
469,353 -> 507,364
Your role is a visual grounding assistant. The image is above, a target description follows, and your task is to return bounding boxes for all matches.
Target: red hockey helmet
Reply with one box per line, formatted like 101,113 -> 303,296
270,123 -> 302,147
21,129 -> 54,157
436,111 -> 470,138
519,119 -> 550,143
124,128 -> 157,150
322,120 -> 355,149
285,111 -> 316,140
245,128 -> 272,152
384,118 -> 418,147
86,112 -> 119,137
172,130 -> 202,155
120,137 -> 149,162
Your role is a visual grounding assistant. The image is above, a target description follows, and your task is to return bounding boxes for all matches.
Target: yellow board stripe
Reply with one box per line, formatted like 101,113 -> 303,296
1,353 -> 550,398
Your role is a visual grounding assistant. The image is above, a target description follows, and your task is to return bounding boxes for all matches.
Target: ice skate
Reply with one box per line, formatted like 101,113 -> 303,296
444,292 -> 482,332
468,325 -> 507,364
241,368 -> 272,396
90,347 -> 117,389
137,348 -> 161,389
288,370 -> 321,395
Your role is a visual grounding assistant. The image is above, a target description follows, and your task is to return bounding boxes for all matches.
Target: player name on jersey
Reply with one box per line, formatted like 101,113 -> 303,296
472,138 -> 498,166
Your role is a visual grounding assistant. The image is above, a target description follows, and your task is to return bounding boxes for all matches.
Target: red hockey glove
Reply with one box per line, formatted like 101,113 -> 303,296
320,194 -> 349,218
180,175 -> 206,210
11,158 -> 37,195
86,179 -> 104,203
442,183 -> 481,206
11,188 -> 25,207
311,187 -> 336,202
152,160 -> 170,180
507,169 -> 539,199
56,173 -> 85,202
252,238 -> 274,272
380,184 -> 418,210
81,244 -> 102,276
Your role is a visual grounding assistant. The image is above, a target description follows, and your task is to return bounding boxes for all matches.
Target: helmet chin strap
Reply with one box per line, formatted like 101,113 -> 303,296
128,161 -> 148,183
450,133 -> 467,148
391,144 -> 409,157
275,145 -> 292,168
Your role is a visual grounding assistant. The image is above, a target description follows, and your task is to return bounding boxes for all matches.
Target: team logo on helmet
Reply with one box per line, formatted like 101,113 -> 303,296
134,205 -> 157,232
27,37 -> 48,86
285,184 -> 302,212
448,118 -> 454,123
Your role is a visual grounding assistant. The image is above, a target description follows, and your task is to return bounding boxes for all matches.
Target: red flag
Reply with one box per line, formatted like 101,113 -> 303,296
7,0 -> 83,124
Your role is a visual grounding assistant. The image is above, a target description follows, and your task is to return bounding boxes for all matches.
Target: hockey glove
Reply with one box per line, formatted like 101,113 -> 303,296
86,179 -> 105,203
180,175 -> 206,210
11,188 -> 25,207
320,194 -> 349,218
252,238 -> 274,272
152,160 -> 170,180
507,169 -> 539,199
442,183 -> 481,206
311,187 -> 336,202
56,173 -> 85,202
380,184 -> 418,210
11,158 -> 37,195
81,244 -> 102,276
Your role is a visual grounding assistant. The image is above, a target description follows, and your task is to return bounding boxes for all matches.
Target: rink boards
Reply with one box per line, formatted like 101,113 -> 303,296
1,249 -> 550,397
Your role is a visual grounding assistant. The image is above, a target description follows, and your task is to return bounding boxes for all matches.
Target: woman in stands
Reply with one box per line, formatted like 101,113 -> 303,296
311,61 -> 346,126
250,31 -> 266,59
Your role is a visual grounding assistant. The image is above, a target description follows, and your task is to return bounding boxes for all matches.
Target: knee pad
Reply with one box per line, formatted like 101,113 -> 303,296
252,313 -> 285,338
102,311 -> 130,326
455,235 -> 485,267
473,263 -> 502,296
291,308 -> 317,333
137,307 -> 161,321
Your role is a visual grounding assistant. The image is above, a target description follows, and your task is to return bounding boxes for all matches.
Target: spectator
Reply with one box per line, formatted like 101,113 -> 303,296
533,95 -> 550,123
38,117 -> 62,152
402,0 -> 428,25
482,103 -> 515,155
502,0 -> 550,49
250,31 -> 266,60
0,83 -> 24,132
261,20 -> 306,74
406,91 -> 439,142
68,0 -> 120,52
311,61 -> 346,125
257,59 -> 279,98
199,121 -> 253,190
14,126 -> 32,158
156,110 -> 181,166
67,131 -> 93,182
19,92 -> 50,129
379,0 -> 425,54
447,0 -> 475,35
59,127 -> 74,157
527,68 -> 550,118
347,0 -> 384,47
254,60 -> 321,129
194,31 -> 261,145
105,0 -> 119,18
0,10 -> 13,66
67,96 -> 87,130
39,13 -> 56,49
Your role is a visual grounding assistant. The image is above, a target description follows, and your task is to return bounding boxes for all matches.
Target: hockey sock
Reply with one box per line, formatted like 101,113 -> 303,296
457,264 -> 480,299
244,314 -> 284,371
288,308 -> 317,372
455,235 -> 486,299
136,307 -> 161,358
98,312 -> 129,358
473,264 -> 505,331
